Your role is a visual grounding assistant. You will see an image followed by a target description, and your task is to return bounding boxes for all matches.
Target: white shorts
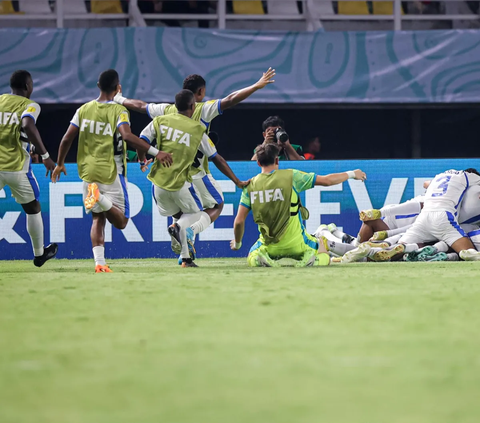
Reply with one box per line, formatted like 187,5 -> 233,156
0,169 -> 39,204
399,211 -> 466,246
192,174 -> 224,209
83,174 -> 129,217
153,182 -> 203,217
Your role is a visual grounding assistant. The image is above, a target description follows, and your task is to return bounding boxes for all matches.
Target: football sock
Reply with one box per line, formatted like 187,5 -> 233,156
27,212 -> 44,257
97,194 -> 113,212
381,201 -> 421,219
403,243 -> 419,253
433,241 -> 449,253
384,234 -> 403,245
172,217 -> 179,225
446,253 -> 459,261
325,238 -> 356,255
190,211 -> 211,236
386,225 -> 412,237
93,246 -> 106,266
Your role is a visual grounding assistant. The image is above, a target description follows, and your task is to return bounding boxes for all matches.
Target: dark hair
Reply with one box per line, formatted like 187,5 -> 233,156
175,89 -> 195,112
464,168 -> 480,176
10,70 -> 31,90
262,116 -> 285,131
183,74 -> 206,94
255,143 -> 280,166
98,69 -> 119,93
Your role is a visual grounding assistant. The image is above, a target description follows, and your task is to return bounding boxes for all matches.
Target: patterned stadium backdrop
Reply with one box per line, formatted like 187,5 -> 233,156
1,159 -> 480,261
1,28 -> 480,103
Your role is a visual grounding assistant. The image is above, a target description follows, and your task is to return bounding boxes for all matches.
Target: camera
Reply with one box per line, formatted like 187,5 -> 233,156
275,127 -> 289,143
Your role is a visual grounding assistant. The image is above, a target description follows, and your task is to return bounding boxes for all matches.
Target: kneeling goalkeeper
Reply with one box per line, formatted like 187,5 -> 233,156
230,143 -> 367,267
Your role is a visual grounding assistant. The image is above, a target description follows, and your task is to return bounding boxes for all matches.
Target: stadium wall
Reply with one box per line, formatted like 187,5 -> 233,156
1,159 -> 479,261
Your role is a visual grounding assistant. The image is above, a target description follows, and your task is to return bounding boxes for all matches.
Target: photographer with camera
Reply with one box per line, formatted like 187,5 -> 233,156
251,116 -> 304,161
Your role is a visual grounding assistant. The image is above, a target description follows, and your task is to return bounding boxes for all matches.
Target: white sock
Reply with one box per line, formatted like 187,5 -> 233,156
367,247 -> 382,258
97,194 -> 113,212
351,237 -> 360,247
433,241 -> 449,253
27,212 -> 44,257
381,201 -> 421,219
446,253 -> 459,261
403,243 -> 419,253
326,238 -> 356,255
178,225 -> 190,259
190,211 -> 211,236
386,225 -> 412,237
172,217 -> 179,225
93,246 -> 106,266
385,234 -> 402,245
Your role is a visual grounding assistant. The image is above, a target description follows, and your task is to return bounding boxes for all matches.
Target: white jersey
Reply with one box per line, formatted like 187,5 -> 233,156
422,170 -> 480,214
458,185 -> 480,225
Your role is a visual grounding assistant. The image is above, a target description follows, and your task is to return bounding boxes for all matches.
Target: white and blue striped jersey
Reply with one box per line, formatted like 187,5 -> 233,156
458,185 -> 480,225
423,170 -> 480,214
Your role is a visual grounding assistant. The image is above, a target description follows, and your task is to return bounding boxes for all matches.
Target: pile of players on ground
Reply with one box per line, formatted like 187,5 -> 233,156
315,168 -> 480,263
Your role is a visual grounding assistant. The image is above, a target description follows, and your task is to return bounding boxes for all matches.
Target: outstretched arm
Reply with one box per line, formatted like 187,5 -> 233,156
211,154 -> 249,189
315,169 -> 367,186
231,205 -> 250,250
220,67 -> 275,111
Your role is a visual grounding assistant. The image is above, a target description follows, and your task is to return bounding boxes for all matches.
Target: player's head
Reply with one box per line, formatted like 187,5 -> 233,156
97,69 -> 120,94
464,168 -> 480,176
305,136 -> 321,154
183,74 -> 206,101
10,70 -> 33,98
175,89 -> 196,117
262,116 -> 285,139
255,143 -> 280,168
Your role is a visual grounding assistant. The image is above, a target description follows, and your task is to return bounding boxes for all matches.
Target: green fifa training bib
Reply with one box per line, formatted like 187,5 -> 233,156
76,101 -> 128,185
147,114 -> 206,191
0,94 -> 32,172
247,169 -> 294,245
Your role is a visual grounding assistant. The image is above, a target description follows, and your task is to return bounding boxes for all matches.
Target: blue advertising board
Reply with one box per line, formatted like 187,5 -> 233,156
0,159 -> 479,260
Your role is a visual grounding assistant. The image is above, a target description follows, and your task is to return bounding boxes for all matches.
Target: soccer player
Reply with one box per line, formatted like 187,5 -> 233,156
230,143 -> 367,267
0,70 -> 58,267
52,69 -> 172,273
114,68 -> 275,237
139,89 -> 248,267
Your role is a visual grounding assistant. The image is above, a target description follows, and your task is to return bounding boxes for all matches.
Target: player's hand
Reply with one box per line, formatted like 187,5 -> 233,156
353,170 -> 367,182
140,158 -> 153,172
423,180 -> 431,189
230,240 -> 242,250
236,179 -> 250,189
43,157 -> 56,177
156,151 -> 173,167
51,164 -> 67,183
255,67 -> 276,89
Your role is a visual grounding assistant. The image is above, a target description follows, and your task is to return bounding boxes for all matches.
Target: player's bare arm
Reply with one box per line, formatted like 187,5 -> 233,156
52,123 -> 79,182
220,67 -> 275,111
211,154 -> 250,189
118,124 -> 173,168
113,85 -> 148,114
231,205 -> 249,250
22,116 -> 55,177
315,169 -> 366,186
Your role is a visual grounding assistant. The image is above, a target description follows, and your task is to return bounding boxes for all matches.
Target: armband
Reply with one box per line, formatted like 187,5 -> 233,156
234,241 -> 242,249
147,146 -> 159,157
139,161 -> 146,167
346,171 -> 356,179
41,152 -> 50,160
113,93 -> 126,105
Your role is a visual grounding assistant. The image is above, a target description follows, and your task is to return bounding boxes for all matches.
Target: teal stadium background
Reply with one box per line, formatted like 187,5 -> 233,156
1,159 -> 480,260
1,28 -> 480,103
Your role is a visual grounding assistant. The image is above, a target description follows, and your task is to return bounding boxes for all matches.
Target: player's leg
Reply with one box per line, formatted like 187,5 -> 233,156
316,228 -> 357,256
358,219 -> 389,243
296,233 -> 330,267
360,199 -> 421,222
3,171 -> 57,266
90,212 -> 112,273
247,239 -> 278,267
190,175 -> 224,237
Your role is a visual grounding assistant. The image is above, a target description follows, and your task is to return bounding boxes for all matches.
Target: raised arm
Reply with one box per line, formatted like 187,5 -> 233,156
315,169 -> 366,186
220,68 -> 275,111
211,154 -> 249,189
114,88 -> 148,114
22,117 -> 56,177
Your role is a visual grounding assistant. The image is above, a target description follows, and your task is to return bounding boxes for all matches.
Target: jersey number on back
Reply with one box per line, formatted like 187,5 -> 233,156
431,175 -> 451,197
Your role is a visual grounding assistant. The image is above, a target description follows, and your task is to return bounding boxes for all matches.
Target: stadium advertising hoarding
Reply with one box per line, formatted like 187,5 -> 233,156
0,159 -> 478,261
1,28 -> 480,104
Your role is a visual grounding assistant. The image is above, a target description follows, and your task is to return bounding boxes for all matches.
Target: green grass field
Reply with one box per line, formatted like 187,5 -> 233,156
1,258 -> 480,423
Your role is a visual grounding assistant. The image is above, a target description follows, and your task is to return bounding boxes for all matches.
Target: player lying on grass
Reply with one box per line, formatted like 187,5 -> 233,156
52,69 -> 172,273
0,70 -> 58,267
115,68 -> 275,241
230,143 -> 367,267
138,89 -> 248,267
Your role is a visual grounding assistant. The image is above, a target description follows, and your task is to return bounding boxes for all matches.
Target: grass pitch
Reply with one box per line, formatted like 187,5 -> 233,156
1,258 -> 480,423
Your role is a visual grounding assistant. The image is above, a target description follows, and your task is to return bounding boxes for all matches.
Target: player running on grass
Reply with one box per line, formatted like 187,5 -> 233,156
52,69 -> 172,273
230,143 -> 367,267
0,70 -> 58,267
114,68 -> 275,240
138,89 -> 248,267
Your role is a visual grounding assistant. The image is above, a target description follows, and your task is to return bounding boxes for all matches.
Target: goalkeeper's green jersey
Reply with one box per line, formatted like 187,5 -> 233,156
70,100 -> 130,184
146,99 -> 222,178
0,94 -> 41,172
140,113 -> 217,191
240,169 -> 317,246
